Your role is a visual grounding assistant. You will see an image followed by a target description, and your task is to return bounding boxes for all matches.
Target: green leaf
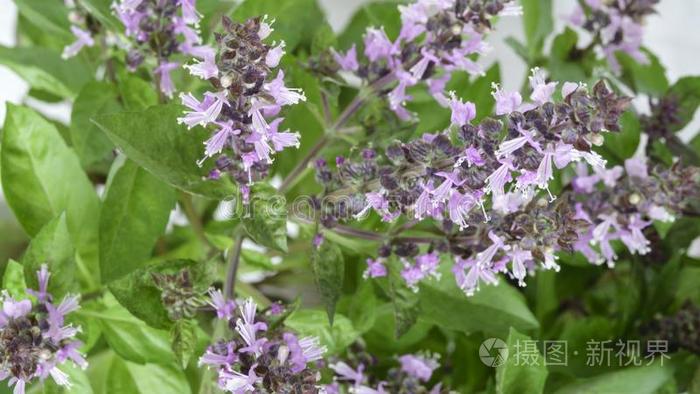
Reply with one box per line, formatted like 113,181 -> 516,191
505,37 -> 530,62
2,259 -> 27,299
1,104 -> 99,279
617,48 -> 669,96
285,309 -> 360,355
554,362 -> 673,394
76,0 -> 122,31
310,238 -> 345,324
116,73 -> 159,111
70,81 -> 121,168
242,183 -> 288,252
171,319 -> 197,369
231,0 -> 325,51
106,357 -> 190,394
0,46 -> 92,99
364,304 -> 432,354
387,257 -> 419,338
109,259 -> 206,329
22,213 -> 75,299
521,0 -> 553,58
666,76 -> 700,133
92,104 -> 237,199
547,28 -> 591,83
419,268 -> 539,336
14,0 -> 71,40
82,296 -> 175,364
337,282 -> 377,334
596,111 -> 640,164
496,328 -> 548,394
100,158 -> 176,283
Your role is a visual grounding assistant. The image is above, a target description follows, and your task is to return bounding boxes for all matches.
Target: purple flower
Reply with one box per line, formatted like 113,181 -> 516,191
154,61 -> 180,98
491,83 -> 522,115
363,258 -> 388,279
26,264 -> 50,302
1,298 -> 32,320
200,343 -> 238,368
398,354 -> 439,382
178,91 -> 228,129
235,299 -> 268,356
185,53 -> 218,80
619,214 -> 651,255
529,68 -> 557,105
402,252 -> 441,290
495,126 -> 541,158
507,247 -> 532,287
388,70 -> 417,121
329,361 -> 365,386
363,27 -> 396,62
203,121 -> 238,158
265,41 -> 286,68
266,118 -> 300,151
625,156 -> 648,179
0,265 -> 85,393
283,333 -> 326,373
207,288 -> 236,320
221,365 -> 260,393
485,160 -> 514,197
62,26 -> 94,59
452,256 -> 498,296
332,45 -> 359,72
448,190 -> 479,230
448,92 -> 476,127
179,0 -> 200,24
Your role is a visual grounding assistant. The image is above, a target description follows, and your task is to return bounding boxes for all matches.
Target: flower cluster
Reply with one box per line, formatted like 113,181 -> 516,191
330,0 -> 521,120
317,74 -> 628,228
62,1 -> 97,60
314,74 -> 638,294
200,293 -> 326,393
327,350 -> 446,393
572,157 -> 700,267
0,266 -> 86,394
152,268 -> 206,320
178,16 -> 305,186
642,301 -> 700,355
114,0 -> 209,97
566,0 -> 660,72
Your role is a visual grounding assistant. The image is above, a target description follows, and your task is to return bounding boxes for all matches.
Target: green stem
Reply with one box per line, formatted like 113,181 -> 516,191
278,72 -> 398,193
224,232 -> 244,300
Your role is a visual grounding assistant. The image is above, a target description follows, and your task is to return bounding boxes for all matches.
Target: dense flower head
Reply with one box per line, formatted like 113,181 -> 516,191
327,349 -> 446,393
0,266 -> 86,394
329,0 -> 521,120
114,0 -> 209,96
642,301 -> 700,355
572,158 -> 700,267
178,16 -> 305,185
566,0 -> 660,72
316,76 -> 628,228
200,294 -> 326,393
312,74 -> 642,294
